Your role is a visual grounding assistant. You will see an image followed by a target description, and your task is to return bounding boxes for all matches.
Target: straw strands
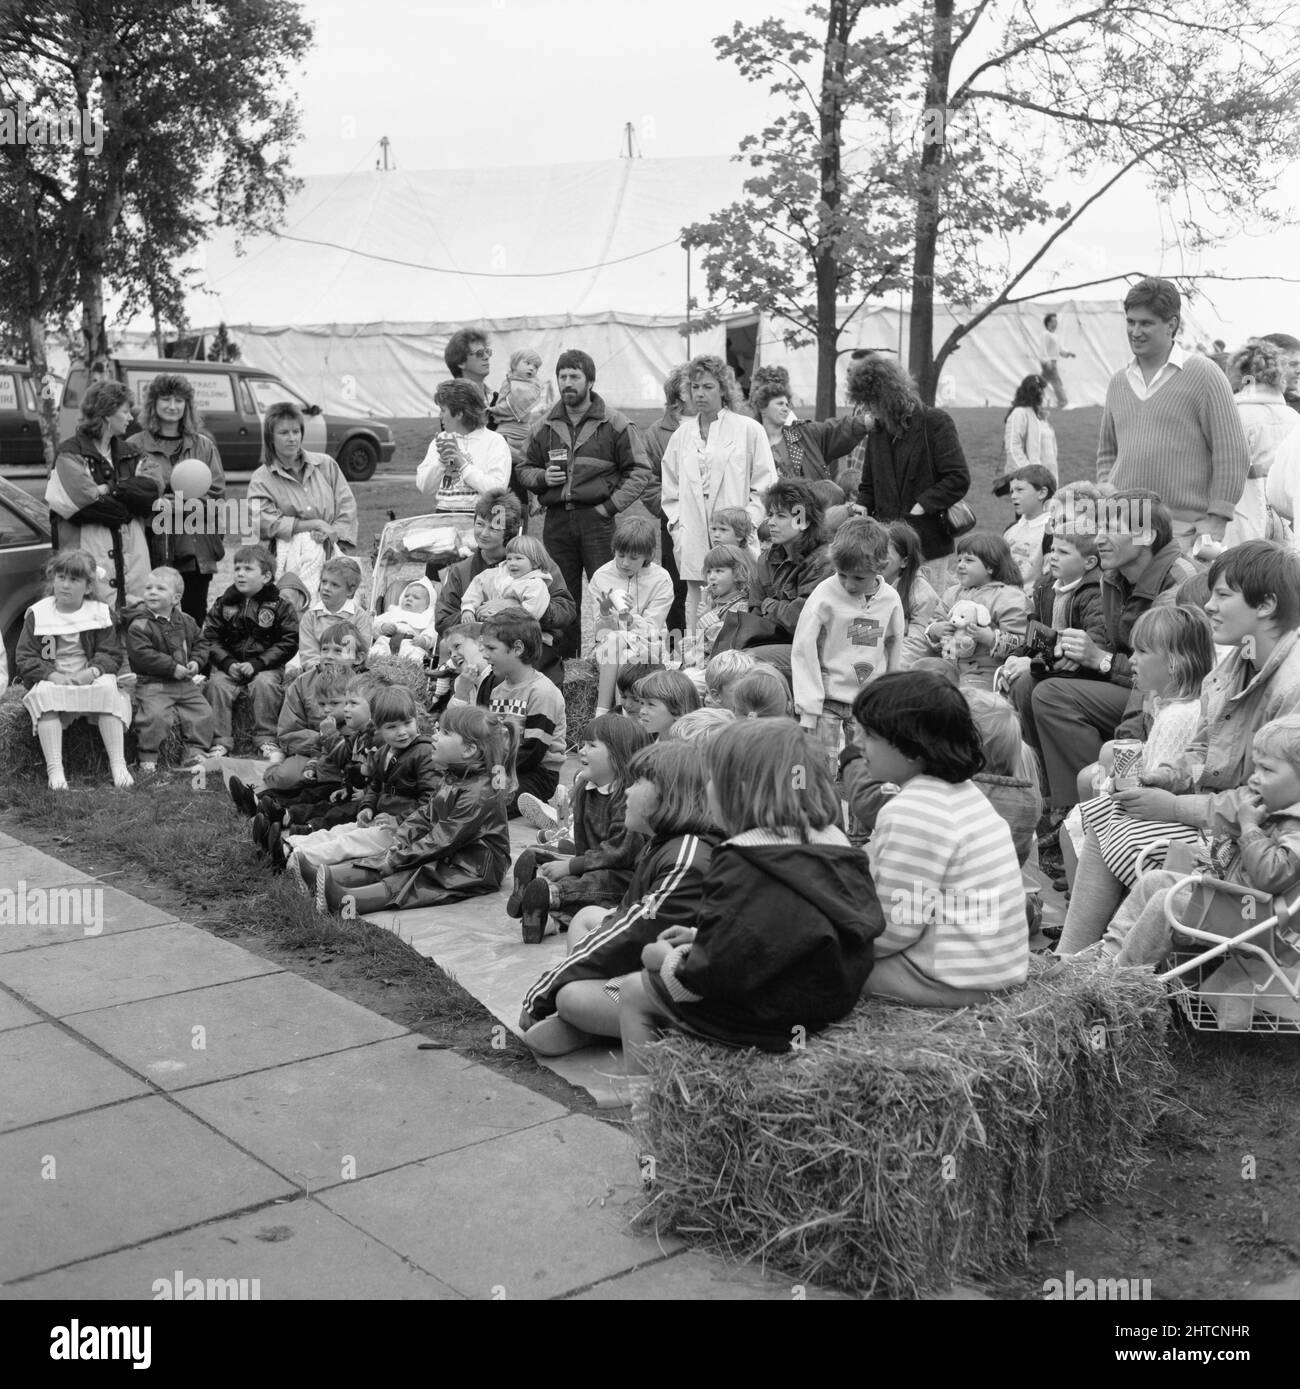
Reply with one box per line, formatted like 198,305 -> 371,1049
631,955 -> 1173,1297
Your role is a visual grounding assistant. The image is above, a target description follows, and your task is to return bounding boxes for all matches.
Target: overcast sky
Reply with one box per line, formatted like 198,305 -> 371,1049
280,0 -> 1297,335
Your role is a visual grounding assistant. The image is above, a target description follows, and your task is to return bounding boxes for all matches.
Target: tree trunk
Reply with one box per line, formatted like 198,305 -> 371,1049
80,266 -> 111,372
908,0 -> 955,406
814,0 -> 852,417
27,314 -> 59,470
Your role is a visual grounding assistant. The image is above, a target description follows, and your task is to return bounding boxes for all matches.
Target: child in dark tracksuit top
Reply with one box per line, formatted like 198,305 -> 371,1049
519,740 -> 718,1056
314,705 -> 520,917
125,566 -> 215,770
620,721 -> 882,1085
507,714 -> 651,942
198,544 -> 299,755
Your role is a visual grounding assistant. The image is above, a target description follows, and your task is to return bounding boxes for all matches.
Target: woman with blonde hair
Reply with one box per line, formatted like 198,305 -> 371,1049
1227,337 -> 1300,547
847,353 -> 971,564
660,354 -> 777,630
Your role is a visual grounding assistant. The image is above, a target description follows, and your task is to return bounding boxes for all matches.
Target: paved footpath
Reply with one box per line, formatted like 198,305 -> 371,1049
0,829 -> 865,1302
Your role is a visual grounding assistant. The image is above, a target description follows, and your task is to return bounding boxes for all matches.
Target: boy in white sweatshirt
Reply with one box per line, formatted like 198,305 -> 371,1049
793,516 -> 904,769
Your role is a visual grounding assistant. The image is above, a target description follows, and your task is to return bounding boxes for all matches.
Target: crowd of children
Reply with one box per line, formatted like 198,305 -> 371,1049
20,396 -> 1300,1088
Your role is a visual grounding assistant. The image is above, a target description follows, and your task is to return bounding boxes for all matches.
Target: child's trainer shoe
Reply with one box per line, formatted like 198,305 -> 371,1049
259,743 -> 285,764
517,793 -> 559,832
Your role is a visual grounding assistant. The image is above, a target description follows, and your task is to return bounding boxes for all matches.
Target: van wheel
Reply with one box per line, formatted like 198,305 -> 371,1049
337,438 -> 378,482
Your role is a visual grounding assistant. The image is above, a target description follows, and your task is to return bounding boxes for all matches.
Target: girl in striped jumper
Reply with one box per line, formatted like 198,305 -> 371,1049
853,671 -> 1028,1007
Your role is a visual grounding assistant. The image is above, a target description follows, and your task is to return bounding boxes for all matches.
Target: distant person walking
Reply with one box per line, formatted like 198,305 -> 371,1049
1096,277 -> 1248,554
1040,313 -> 1074,409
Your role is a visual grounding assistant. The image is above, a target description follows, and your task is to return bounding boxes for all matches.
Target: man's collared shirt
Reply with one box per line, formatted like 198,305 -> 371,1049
1125,341 -> 1187,402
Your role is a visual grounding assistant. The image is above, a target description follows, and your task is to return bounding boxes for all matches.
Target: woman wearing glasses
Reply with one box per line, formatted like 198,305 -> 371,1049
442,327 -> 532,528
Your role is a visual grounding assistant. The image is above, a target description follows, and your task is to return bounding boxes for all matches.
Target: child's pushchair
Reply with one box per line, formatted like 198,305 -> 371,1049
1145,841 -> 1300,1034
368,511 -> 468,618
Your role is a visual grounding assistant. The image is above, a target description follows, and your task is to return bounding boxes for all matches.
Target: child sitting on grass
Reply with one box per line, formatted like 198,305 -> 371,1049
371,577 -> 438,663
590,516 -> 675,716
17,550 -> 136,790
125,565 -> 216,773
292,556 -> 371,674
313,705 -> 520,917
883,521 -> 940,670
245,621 -> 369,793
729,666 -> 792,719
1002,464 -> 1055,594
508,713 -> 651,942
793,516 -> 903,770
618,719 -> 882,1090
923,532 -> 1029,689
634,668 -> 701,739
518,740 -> 718,1055
282,684 -> 438,883
616,662 -> 664,718
253,673 -> 379,862
459,535 -> 554,623
702,649 -> 756,708
1090,715 -> 1300,971
709,507 -> 759,559
200,544 -> 299,761
481,608 -> 566,815
853,671 -> 1028,1007
692,545 -> 755,669
432,622 -> 493,712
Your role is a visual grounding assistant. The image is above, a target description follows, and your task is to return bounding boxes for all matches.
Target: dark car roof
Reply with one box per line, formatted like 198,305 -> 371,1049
0,474 -> 52,538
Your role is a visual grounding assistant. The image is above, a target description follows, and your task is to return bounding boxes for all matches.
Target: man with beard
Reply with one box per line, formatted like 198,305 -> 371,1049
518,349 -> 651,655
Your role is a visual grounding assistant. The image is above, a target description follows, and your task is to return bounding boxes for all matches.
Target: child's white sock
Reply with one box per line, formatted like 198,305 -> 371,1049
99,715 -> 133,788
595,706 -> 610,717
38,718 -> 67,790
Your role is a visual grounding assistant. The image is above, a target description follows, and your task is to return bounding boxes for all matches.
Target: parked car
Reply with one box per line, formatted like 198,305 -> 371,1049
0,473 -> 53,670
0,364 -> 60,471
55,358 -> 396,481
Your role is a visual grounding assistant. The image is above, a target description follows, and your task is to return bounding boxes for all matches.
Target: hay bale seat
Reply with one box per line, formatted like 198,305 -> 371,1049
631,955 -> 1173,1298
563,657 -> 598,749
0,690 -> 196,779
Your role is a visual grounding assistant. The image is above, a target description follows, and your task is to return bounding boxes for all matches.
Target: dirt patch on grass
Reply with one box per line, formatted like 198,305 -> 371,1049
0,781 -> 599,1118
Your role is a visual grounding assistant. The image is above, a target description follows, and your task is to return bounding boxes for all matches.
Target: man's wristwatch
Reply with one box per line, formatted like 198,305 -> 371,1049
1097,652 -> 1113,676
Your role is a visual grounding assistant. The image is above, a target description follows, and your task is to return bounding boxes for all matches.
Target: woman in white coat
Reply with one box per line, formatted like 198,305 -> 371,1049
660,354 -> 777,631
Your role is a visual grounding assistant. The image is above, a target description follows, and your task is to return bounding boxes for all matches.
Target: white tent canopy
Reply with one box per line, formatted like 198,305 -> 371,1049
123,154 -> 1254,416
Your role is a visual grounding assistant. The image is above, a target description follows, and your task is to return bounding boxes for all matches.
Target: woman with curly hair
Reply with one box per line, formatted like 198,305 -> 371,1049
994,374 -> 1057,497
49,380 -> 159,610
134,374 -> 227,623
847,353 -> 971,563
640,363 -> 695,634
751,376 -> 869,483
661,354 -> 777,630
1225,338 -> 1300,547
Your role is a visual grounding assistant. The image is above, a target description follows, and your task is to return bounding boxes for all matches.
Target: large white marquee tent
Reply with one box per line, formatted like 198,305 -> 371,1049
120,154 -> 1268,417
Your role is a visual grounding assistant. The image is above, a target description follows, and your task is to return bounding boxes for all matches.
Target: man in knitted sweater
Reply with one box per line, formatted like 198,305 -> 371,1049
1097,277 -> 1247,554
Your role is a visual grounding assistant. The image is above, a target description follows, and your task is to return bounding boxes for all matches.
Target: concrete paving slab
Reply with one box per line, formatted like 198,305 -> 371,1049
0,883 -> 177,954
321,1113 -> 676,1300
175,1037 -> 561,1189
0,1095 -> 294,1284
0,1023 -> 148,1132
0,844 -> 98,889
573,1249 -> 853,1300
68,970 -> 408,1091
0,830 -> 21,849
0,990 -> 41,1032
0,921 -> 277,1016
5,1198 -> 462,1300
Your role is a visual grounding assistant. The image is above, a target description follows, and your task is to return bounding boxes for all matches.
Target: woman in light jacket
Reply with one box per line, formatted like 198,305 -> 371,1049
49,380 -> 158,611
660,354 -> 777,631
246,401 -> 358,594
133,373 -> 227,624
995,374 -> 1057,495
415,377 -> 512,574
